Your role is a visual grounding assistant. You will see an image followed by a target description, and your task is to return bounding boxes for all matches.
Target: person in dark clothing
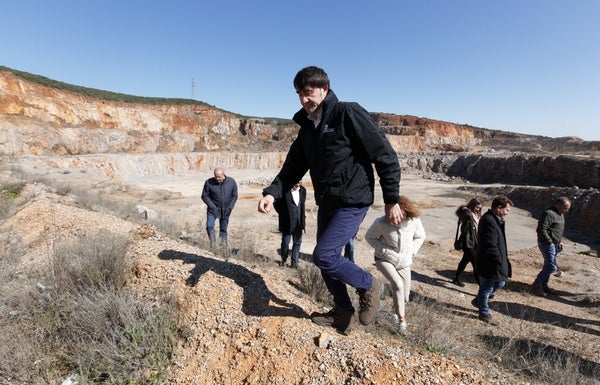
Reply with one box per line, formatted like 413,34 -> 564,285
258,66 -> 402,335
532,196 -> 571,296
274,182 -> 306,268
452,198 -> 483,287
473,195 -> 513,326
201,167 -> 238,248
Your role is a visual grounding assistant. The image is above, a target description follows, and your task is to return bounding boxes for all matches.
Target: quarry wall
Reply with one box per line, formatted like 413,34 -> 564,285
2,68 -> 599,242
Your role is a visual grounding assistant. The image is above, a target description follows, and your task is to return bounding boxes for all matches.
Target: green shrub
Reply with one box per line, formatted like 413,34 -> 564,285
0,181 -> 26,219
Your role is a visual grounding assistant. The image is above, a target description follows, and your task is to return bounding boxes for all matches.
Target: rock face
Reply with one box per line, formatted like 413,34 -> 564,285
0,70 -> 480,156
15,152 -> 288,182
448,153 -> 600,189
2,67 -> 600,242
371,113 -> 480,152
0,70 -> 299,155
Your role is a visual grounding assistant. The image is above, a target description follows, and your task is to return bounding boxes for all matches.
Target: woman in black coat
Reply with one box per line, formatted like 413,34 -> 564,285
452,198 -> 483,287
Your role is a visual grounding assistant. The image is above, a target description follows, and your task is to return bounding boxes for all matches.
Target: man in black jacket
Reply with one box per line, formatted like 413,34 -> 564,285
202,167 -> 238,248
274,182 -> 306,268
473,195 -> 513,326
258,66 -> 402,334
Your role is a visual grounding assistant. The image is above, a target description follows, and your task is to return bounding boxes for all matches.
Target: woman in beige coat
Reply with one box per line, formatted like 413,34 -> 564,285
365,196 -> 426,334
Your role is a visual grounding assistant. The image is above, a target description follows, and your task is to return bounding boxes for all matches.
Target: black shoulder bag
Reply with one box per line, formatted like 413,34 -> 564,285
453,219 -> 464,250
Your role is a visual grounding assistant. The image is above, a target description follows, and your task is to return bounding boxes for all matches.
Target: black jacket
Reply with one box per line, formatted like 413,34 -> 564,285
475,209 -> 512,281
201,176 -> 238,218
263,90 -> 400,209
457,208 -> 478,250
274,186 -> 306,234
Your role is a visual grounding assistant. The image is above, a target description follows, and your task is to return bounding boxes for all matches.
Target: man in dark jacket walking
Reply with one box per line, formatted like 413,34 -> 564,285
274,182 -> 306,268
202,167 -> 238,248
473,195 -> 513,325
258,66 -> 402,334
532,196 -> 571,296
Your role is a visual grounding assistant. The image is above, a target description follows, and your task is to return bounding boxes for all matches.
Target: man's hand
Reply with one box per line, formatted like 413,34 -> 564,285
258,194 -> 275,214
384,203 -> 403,225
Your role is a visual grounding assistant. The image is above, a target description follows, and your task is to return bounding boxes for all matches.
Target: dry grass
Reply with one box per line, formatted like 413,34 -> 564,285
296,263 -> 330,304
0,230 -> 178,384
292,264 -> 599,384
483,333 -> 600,384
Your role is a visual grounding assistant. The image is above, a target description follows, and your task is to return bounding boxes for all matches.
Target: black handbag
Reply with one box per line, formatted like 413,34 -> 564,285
453,219 -> 464,250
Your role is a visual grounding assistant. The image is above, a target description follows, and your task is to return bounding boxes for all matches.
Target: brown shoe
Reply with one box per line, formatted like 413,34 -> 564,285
311,307 -> 355,335
478,314 -> 499,326
357,276 -> 385,325
532,284 -> 547,297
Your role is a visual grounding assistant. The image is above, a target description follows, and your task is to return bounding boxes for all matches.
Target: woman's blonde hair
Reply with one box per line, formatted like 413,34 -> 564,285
399,195 -> 421,219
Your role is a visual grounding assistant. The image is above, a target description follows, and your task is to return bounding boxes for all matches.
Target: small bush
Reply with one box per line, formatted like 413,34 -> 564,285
296,263 -> 330,304
578,249 -> 599,257
51,231 -> 131,291
2,182 -> 25,198
0,181 -> 26,219
390,293 -> 462,355
0,233 -> 24,284
485,335 -> 600,385
50,287 -> 177,384
0,231 -> 178,384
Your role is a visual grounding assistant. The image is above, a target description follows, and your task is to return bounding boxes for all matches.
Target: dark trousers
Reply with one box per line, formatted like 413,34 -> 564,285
314,206 -> 370,309
281,226 -> 303,265
455,247 -> 479,284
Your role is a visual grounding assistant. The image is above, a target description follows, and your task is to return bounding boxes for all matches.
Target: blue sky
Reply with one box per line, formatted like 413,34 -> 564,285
2,0 -> 599,140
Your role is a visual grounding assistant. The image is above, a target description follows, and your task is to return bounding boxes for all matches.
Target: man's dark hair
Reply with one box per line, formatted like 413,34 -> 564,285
491,195 -> 513,209
293,66 -> 330,90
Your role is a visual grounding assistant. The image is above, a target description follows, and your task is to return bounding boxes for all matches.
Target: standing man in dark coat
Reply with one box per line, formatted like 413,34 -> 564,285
274,181 -> 306,268
532,196 -> 571,296
473,195 -> 513,325
258,66 -> 402,335
202,167 -> 238,248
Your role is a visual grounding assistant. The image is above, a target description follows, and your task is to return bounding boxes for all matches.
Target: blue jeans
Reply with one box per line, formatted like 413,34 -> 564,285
281,226 -> 303,265
476,277 -> 505,317
533,242 -> 558,288
314,206 -> 370,309
206,212 -> 230,246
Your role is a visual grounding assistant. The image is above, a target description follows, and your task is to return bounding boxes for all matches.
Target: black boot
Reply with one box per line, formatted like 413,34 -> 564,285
452,276 -> 465,287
